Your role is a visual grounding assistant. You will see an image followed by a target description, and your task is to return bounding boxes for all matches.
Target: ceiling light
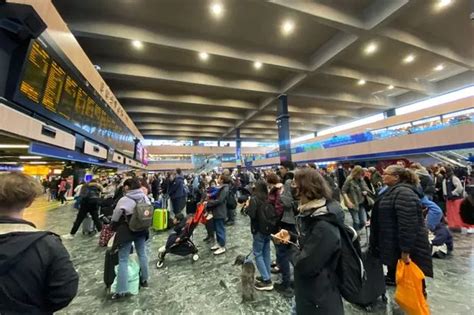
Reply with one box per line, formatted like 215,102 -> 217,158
199,52 -> 209,61
131,40 -> 143,49
364,42 -> 378,55
434,64 -> 444,71
28,161 -> 47,165
0,144 -> 29,148
387,85 -> 394,90
210,2 -> 223,17
403,54 -> 415,64
254,61 -> 262,70
19,156 -> 42,159
281,20 -> 295,36
437,0 -> 453,8
357,79 -> 366,85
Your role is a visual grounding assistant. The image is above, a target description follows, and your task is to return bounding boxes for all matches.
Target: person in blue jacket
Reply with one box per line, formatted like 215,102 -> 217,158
421,196 -> 443,231
168,168 -> 187,215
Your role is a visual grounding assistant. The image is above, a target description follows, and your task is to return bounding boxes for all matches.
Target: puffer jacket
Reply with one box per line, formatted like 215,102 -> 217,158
289,199 -> 343,315
370,183 -> 433,277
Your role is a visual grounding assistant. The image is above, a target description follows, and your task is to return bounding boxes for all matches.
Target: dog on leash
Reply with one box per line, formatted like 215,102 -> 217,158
234,254 -> 255,302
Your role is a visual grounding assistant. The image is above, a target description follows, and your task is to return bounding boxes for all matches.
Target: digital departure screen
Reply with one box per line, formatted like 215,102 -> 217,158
14,39 -> 134,153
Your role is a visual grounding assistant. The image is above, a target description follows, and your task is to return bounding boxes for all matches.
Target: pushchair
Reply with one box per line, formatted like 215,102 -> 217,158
156,203 -> 206,268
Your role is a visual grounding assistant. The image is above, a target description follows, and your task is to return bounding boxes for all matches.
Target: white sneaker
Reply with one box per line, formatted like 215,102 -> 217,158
213,247 -> 226,255
467,227 -> 474,234
62,234 -> 74,240
211,244 -> 220,251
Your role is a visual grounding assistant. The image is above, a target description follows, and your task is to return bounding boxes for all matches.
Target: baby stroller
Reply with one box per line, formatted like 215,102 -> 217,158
156,203 -> 206,268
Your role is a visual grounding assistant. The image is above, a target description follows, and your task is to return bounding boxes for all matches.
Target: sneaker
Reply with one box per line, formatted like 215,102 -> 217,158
140,281 -> 148,288
274,282 -> 294,297
211,244 -> 220,251
225,221 -> 235,226
213,247 -> 226,255
110,292 -> 132,300
255,276 -> 264,283
255,280 -> 273,291
467,227 -> 474,234
62,234 -> 74,240
271,266 -> 281,274
203,236 -> 214,243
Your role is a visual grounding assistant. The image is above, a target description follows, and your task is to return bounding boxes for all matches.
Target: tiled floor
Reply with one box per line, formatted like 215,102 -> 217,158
24,198 -> 474,314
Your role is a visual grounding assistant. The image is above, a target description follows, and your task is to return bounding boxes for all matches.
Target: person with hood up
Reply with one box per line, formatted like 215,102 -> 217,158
273,168 -> 343,315
369,165 -> 433,287
110,178 -> 151,300
0,172 -> 78,313
168,168 -> 187,215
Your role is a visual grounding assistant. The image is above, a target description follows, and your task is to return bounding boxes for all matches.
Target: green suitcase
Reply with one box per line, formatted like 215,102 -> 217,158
153,209 -> 168,231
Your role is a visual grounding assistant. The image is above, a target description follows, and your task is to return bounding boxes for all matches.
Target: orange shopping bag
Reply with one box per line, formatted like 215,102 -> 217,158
394,259 -> 430,315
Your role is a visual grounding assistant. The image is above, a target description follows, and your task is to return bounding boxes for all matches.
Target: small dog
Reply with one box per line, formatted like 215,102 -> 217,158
234,254 -> 255,302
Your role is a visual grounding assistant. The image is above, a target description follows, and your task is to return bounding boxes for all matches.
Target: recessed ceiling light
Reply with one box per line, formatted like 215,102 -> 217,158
434,64 -> 444,71
131,40 -> 143,49
437,0 -> 453,8
357,79 -> 366,86
210,2 -> 223,17
254,61 -> 262,70
0,144 -> 29,148
281,20 -> 295,36
387,85 -> 394,90
19,156 -> 42,159
364,42 -> 378,55
403,54 -> 415,64
199,52 -> 209,61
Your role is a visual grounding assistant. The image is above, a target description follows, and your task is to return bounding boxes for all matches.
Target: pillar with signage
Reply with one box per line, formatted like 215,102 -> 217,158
277,94 -> 292,162
236,128 -> 242,167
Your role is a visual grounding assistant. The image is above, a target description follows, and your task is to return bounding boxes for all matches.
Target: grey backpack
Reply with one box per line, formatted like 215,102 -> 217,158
128,198 -> 153,232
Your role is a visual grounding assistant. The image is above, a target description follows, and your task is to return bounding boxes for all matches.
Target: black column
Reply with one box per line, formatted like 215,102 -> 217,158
236,128 -> 242,167
277,94 -> 291,162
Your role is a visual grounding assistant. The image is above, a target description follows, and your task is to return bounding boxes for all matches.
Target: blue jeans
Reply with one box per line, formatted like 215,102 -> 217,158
350,205 -> 367,231
117,236 -> 149,294
214,218 -> 226,247
253,232 -> 271,282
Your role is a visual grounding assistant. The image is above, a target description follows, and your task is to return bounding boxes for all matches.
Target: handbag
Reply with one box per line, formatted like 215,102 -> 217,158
394,259 -> 430,315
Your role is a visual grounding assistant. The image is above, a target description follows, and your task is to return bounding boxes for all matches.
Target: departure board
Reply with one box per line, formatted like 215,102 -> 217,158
59,75 -> 78,120
14,39 -> 135,153
19,41 -> 50,103
41,61 -> 66,112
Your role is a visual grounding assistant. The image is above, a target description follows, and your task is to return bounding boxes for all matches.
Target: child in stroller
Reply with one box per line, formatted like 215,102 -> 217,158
156,203 -> 206,268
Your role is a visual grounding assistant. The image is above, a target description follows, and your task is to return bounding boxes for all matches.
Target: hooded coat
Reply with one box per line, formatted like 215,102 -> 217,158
0,217 -> 78,314
370,183 -> 433,277
289,199 -> 343,315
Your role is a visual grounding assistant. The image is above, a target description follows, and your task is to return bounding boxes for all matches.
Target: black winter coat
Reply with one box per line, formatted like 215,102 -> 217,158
245,196 -> 269,235
370,184 -> 433,277
290,211 -> 343,315
0,217 -> 78,314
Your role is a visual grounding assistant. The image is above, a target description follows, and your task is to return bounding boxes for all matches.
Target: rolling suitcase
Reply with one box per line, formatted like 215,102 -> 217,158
104,248 -> 119,292
152,209 -> 168,231
82,214 -> 95,235
348,250 -> 387,311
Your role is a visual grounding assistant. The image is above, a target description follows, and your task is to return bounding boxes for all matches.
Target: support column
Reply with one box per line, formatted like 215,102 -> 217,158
217,140 -> 221,147
236,128 -> 242,167
192,140 -> 199,146
277,94 -> 292,162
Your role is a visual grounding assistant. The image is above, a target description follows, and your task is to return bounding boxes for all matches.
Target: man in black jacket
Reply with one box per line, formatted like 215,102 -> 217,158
0,172 -> 78,314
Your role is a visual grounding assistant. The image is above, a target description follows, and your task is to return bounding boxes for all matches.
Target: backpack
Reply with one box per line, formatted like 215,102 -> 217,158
317,215 -> 365,303
258,201 -> 280,235
226,189 -> 237,209
128,198 -> 154,232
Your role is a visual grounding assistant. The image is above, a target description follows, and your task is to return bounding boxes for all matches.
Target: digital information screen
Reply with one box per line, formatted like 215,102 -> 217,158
14,40 -> 134,153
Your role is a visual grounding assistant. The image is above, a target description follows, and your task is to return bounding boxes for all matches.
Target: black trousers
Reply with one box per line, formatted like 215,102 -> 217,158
205,218 -> 215,238
58,191 -> 67,204
70,201 -> 102,235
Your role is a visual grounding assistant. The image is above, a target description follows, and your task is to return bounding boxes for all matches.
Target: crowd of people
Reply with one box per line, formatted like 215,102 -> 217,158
0,159 -> 473,313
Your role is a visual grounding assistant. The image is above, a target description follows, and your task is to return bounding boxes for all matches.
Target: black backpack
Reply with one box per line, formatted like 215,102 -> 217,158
258,202 -> 280,235
226,189 -> 237,210
317,215 -> 366,303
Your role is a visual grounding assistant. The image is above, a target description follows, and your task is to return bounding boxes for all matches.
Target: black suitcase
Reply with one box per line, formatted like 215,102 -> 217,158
104,249 -> 118,291
349,250 -> 387,311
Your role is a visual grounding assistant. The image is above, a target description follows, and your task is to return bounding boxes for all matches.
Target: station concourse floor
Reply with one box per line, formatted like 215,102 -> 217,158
23,196 -> 474,315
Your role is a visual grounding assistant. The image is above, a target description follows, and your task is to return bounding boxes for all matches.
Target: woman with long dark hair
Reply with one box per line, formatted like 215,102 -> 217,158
370,165 -> 432,286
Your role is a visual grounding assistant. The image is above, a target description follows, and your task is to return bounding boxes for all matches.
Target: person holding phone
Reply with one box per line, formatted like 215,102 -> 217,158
272,168 -> 343,315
